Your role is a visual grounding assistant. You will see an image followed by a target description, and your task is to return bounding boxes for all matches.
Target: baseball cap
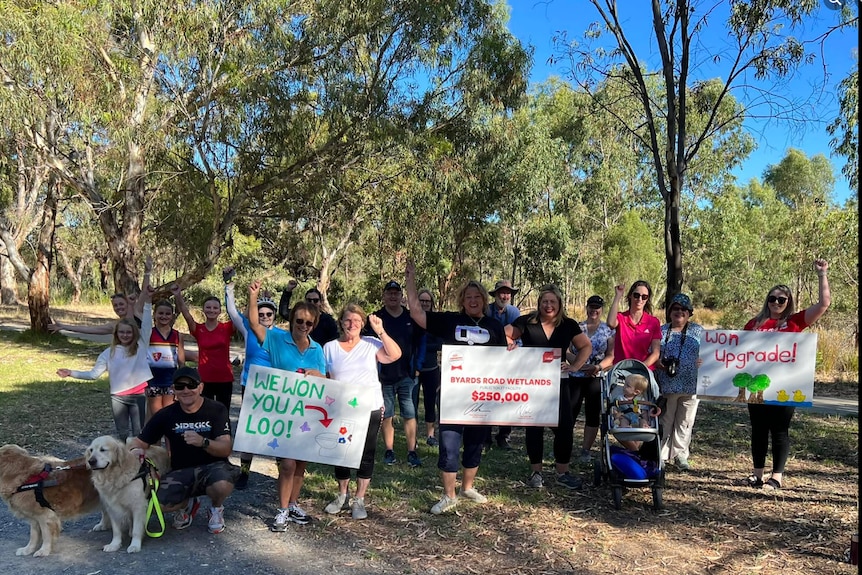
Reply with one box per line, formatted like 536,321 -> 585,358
172,366 -> 201,385
586,295 -> 605,308
670,293 -> 694,313
383,280 -> 402,292
489,279 -> 519,295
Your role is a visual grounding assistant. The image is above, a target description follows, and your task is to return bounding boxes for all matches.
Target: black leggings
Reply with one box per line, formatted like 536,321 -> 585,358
748,403 -> 795,473
414,367 -> 440,424
335,409 -> 383,480
525,379 -> 575,465
570,376 -> 601,428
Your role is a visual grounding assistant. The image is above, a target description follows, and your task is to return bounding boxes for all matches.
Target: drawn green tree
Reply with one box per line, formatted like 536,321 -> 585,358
747,374 -> 772,404
732,373 -> 752,403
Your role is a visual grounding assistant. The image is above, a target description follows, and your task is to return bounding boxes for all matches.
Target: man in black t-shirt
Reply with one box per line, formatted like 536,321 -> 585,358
131,367 -> 238,534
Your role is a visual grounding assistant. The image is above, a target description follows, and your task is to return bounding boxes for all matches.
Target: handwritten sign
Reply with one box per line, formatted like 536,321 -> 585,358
439,345 -> 560,426
697,330 -> 817,407
234,365 -> 379,468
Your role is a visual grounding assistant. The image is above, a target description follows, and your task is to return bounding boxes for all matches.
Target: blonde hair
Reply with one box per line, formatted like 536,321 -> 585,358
337,302 -> 367,336
456,281 -> 490,314
625,373 -> 649,395
110,318 -> 140,357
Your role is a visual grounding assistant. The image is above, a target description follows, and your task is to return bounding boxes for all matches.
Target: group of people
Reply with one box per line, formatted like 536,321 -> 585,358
50,256 -> 831,532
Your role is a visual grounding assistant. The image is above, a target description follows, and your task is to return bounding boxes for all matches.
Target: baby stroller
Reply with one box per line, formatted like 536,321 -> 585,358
593,359 -> 665,510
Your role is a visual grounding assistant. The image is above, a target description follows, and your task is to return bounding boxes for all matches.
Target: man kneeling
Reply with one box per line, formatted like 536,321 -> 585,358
130,366 -> 238,534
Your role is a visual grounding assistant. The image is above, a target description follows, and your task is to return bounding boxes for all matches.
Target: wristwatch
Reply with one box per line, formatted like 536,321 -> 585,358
203,438 -> 210,449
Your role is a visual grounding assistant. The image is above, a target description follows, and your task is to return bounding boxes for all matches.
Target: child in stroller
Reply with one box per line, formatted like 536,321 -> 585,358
610,374 -> 660,430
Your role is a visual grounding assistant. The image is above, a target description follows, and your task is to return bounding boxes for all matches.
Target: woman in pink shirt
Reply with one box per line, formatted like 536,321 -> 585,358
606,281 -> 661,367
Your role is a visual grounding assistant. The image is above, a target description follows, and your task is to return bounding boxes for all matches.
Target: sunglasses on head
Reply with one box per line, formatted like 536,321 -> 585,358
294,319 -> 315,327
173,380 -> 200,390
631,293 -> 649,301
767,295 -> 788,305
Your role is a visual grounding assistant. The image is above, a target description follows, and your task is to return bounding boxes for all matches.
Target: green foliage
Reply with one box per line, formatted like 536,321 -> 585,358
827,69 -> 858,190
602,211 -> 663,293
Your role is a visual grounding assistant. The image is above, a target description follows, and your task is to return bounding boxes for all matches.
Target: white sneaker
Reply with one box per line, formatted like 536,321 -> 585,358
271,509 -> 290,532
324,493 -> 350,514
430,494 -> 458,515
207,506 -> 225,534
459,488 -> 487,503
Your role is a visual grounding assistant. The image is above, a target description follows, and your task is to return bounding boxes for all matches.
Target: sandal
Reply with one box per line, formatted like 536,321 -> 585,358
745,474 -> 764,488
762,477 -> 782,491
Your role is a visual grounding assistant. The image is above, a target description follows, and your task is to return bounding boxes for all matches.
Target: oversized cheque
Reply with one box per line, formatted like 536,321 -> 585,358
234,364 -> 379,468
697,330 -> 817,407
440,344 -> 561,426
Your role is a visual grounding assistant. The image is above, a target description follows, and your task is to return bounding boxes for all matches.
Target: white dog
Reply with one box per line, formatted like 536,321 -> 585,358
84,436 -> 169,553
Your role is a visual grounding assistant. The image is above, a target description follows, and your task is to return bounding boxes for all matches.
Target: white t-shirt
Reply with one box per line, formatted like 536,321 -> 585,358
323,337 -> 385,408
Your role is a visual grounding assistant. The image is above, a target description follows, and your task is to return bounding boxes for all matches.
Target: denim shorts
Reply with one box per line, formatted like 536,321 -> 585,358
382,377 -> 417,419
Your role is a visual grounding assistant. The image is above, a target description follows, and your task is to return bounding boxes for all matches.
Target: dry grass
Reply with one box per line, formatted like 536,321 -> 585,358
0,304 -> 858,574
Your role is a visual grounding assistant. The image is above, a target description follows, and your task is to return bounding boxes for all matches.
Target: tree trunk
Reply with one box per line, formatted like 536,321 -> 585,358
28,178 -> 58,332
0,255 -> 19,304
664,174 -> 684,302
56,242 -> 84,303
97,252 -> 110,291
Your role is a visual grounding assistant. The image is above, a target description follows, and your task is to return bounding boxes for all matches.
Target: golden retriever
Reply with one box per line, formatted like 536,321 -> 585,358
84,436 -> 169,553
0,444 -> 105,557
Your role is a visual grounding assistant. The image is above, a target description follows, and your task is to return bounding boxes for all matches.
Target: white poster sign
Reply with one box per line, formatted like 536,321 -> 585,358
439,345 -> 561,426
234,365 -> 379,468
697,330 -> 817,407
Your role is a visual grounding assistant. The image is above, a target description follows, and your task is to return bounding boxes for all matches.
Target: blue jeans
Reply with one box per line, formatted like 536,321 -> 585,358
382,377 -> 417,419
110,393 -> 146,441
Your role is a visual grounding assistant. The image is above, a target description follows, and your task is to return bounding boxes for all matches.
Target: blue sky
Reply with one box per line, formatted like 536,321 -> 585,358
504,0 -> 857,204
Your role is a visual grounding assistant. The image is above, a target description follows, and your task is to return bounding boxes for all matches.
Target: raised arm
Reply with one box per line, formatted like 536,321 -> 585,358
405,259 -> 426,329
247,280 -> 267,344
369,314 -> 402,364
804,259 -> 831,326
132,256 -> 153,319
606,284 -> 625,329
170,284 -> 199,334
278,279 -> 297,321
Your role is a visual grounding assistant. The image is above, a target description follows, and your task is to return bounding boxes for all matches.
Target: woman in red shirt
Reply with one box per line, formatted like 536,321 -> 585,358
743,259 -> 830,491
171,285 -> 236,414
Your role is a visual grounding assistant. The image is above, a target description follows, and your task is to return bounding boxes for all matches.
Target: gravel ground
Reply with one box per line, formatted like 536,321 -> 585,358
0,451 -> 400,575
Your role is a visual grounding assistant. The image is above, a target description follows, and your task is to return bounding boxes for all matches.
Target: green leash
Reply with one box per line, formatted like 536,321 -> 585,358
144,460 -> 165,538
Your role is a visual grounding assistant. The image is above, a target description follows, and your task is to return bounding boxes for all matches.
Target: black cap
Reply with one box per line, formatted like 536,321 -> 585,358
586,295 -> 605,308
383,280 -> 402,291
172,366 -> 201,385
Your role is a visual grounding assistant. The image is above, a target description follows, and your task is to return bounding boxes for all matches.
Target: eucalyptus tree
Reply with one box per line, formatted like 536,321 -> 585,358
828,68 -> 858,191
555,0 -> 855,299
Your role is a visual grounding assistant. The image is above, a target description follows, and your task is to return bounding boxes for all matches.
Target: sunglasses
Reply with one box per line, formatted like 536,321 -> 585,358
173,380 -> 200,391
305,298 -> 320,303
258,312 -> 274,317
294,319 -> 315,327
767,295 -> 788,305
631,293 -> 649,301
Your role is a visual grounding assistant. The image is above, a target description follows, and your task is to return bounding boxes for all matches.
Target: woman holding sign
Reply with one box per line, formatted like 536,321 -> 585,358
322,303 -> 401,520
249,280 -> 326,531
405,260 -> 506,515
506,285 -> 592,491
743,259 -> 830,491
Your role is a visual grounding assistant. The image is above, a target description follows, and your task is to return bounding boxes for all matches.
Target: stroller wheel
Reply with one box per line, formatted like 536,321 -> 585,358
593,459 -> 602,487
612,486 -> 623,510
652,487 -> 664,510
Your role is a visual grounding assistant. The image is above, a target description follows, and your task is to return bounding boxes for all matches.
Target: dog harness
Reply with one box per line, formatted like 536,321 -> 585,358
15,464 -> 60,509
